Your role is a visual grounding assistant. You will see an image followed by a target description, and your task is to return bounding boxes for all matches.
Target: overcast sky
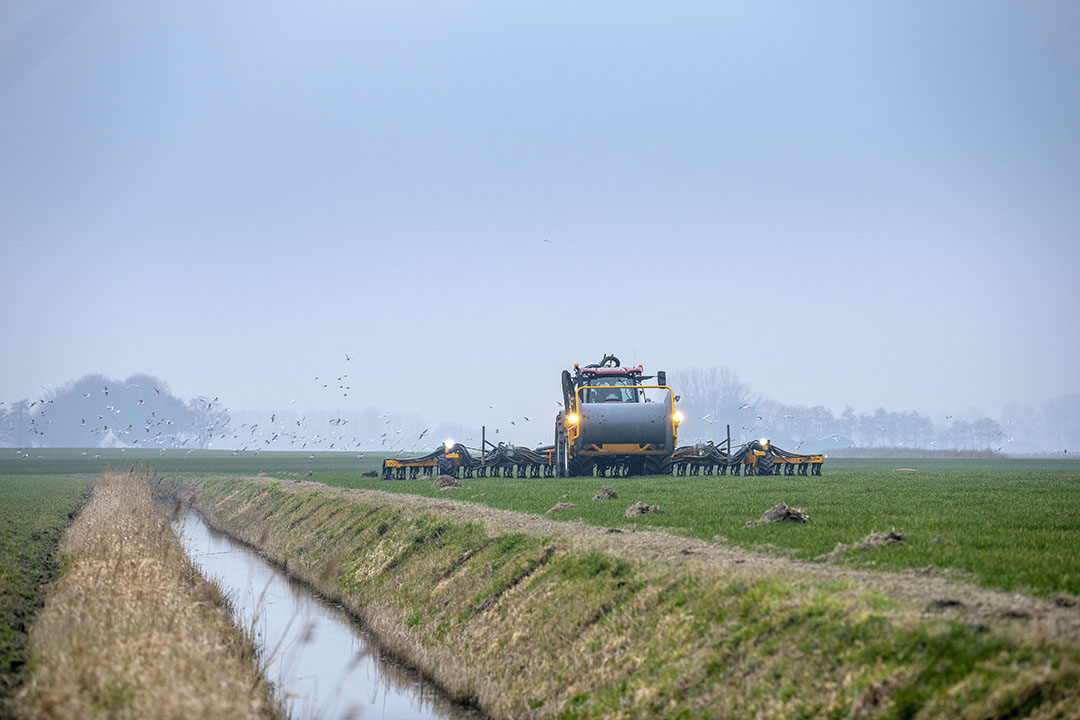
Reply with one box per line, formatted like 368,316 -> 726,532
2,1 -> 1078,439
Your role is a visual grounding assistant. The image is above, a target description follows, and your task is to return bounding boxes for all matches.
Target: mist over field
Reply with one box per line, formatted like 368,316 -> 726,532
1,3 -> 1078,451
2,369 -> 1077,455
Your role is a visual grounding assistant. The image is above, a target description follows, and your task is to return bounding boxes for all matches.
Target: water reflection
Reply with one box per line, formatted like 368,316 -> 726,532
176,509 -> 481,720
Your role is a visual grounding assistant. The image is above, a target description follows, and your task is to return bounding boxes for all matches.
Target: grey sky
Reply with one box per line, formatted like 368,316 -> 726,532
2,1 -> 1078,442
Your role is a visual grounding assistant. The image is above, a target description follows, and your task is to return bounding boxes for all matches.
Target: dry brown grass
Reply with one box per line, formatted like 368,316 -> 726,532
15,470 -> 282,720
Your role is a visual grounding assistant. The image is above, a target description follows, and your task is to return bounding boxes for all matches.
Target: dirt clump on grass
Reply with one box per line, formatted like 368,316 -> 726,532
745,502 -> 810,527
858,528 -> 904,549
625,501 -> 662,518
846,672 -> 915,719
546,502 -> 574,514
926,597 -> 965,612
816,528 -> 904,563
432,474 -> 461,489
593,485 -> 618,500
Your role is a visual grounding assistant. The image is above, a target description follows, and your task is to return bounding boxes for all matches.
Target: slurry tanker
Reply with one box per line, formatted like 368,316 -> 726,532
382,355 -> 823,480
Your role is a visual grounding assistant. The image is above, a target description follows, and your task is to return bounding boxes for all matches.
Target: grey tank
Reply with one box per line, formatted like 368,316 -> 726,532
577,396 -> 674,453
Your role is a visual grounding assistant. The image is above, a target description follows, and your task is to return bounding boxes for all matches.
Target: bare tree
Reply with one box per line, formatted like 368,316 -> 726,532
669,366 -> 758,444
1042,394 -> 1080,452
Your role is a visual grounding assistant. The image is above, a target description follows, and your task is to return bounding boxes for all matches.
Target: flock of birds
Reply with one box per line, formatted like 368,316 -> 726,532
2,355 -> 551,457
1,358 -> 1065,457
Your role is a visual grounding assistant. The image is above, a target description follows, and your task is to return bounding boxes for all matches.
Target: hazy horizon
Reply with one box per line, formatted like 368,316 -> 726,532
3,366 -> 1075,455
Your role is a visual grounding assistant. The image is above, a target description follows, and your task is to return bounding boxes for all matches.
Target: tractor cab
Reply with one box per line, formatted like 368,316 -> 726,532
584,373 -> 640,403
566,354 -> 666,406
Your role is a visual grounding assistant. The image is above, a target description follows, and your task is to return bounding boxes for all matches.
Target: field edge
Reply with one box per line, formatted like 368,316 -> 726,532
166,474 -> 1080,720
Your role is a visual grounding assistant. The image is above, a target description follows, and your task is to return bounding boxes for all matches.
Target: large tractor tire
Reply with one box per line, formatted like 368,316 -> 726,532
756,453 -> 775,476
644,455 -> 673,476
561,370 -> 576,412
557,411 -> 592,477
555,413 -> 569,478
567,457 -> 592,478
437,455 -> 455,477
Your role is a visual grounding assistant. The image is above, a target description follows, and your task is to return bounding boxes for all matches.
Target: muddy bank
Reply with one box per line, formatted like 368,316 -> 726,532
167,475 -> 1080,720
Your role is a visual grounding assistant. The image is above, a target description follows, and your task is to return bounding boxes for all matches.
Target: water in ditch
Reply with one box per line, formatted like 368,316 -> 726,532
176,509 -> 482,720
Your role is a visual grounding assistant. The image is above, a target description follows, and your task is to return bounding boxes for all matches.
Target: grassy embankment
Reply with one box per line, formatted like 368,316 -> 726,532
15,471 -> 283,720
175,474 -> 1080,719
314,458 -> 1080,598
0,475 -> 91,719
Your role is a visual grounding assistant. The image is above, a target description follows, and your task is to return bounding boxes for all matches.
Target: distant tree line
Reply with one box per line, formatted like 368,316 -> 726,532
0,372 -> 478,455
670,367 -> 1078,455
0,374 -> 228,450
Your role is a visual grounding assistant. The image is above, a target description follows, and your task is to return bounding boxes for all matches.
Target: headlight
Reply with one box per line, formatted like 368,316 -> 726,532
566,413 -> 579,425
759,438 -> 768,448
673,411 -> 684,424
444,439 -> 455,451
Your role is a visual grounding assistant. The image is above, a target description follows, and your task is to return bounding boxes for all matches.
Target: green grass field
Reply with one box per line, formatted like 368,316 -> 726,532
3,449 -> 1079,718
2,449 -> 1078,598
0,447 -> 372,476
0,474 -> 92,717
